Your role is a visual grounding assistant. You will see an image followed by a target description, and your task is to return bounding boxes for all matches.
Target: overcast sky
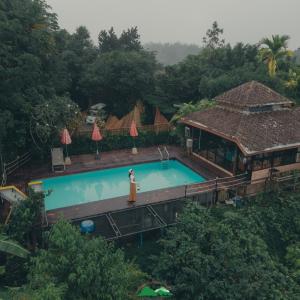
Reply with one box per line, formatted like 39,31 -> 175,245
46,0 -> 300,49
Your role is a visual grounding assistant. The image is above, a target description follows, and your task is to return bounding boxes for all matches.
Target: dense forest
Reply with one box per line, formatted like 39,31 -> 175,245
1,0 -> 300,162
0,1 -> 300,299
144,42 -> 201,65
1,187 -> 300,299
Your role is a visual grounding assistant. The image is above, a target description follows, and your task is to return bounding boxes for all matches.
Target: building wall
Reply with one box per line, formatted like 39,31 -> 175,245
251,162 -> 300,183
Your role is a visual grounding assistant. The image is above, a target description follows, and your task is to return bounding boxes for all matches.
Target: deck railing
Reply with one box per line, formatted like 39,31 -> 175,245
185,173 -> 248,197
1,152 -> 32,186
56,171 -> 300,241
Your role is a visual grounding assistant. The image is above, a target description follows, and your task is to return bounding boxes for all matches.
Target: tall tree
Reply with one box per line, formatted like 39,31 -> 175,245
202,21 -> 225,49
28,219 -> 145,300
154,203 -> 299,299
0,0 -> 60,159
82,50 -> 157,116
98,26 -> 142,53
259,34 -> 293,77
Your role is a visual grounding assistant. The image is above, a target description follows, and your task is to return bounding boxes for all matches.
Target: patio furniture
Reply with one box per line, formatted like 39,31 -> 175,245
51,148 -> 65,172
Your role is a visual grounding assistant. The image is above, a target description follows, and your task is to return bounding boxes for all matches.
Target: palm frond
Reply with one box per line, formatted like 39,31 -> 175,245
0,235 -> 30,258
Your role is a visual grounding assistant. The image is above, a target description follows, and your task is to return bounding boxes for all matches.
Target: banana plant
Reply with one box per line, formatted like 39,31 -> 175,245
0,234 -> 29,258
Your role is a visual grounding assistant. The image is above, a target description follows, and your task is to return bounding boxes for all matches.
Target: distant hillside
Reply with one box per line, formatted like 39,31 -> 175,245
144,42 -> 201,65
294,48 -> 300,65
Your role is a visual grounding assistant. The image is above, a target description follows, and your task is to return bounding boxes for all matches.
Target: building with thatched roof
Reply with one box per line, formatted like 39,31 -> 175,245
181,81 -> 300,180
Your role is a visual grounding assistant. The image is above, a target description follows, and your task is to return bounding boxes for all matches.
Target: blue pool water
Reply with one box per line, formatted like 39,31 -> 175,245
42,160 -> 205,211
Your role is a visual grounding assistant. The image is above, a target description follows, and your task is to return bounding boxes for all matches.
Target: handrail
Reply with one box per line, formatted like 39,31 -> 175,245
164,146 -> 170,160
1,152 -> 32,184
185,173 -> 249,196
0,185 -> 28,199
157,147 -> 163,161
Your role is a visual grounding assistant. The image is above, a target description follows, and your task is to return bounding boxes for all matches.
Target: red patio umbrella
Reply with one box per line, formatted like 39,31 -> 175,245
61,128 -> 72,158
130,120 -> 138,147
91,122 -> 103,158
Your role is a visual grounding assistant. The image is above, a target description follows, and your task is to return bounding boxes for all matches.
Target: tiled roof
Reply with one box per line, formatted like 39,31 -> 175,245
182,106 -> 300,155
215,81 -> 293,108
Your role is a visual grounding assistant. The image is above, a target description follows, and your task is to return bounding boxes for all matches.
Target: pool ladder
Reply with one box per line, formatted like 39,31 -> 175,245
158,146 -> 169,169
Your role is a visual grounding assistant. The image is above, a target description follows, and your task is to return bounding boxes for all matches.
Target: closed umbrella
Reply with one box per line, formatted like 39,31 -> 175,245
61,128 -> 72,164
130,120 -> 138,154
91,122 -> 103,159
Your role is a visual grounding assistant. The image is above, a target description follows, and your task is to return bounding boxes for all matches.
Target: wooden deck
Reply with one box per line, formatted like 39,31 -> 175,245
8,146 -> 228,223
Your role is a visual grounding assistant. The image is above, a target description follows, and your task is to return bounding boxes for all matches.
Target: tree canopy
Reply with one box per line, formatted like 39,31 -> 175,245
1,0 -> 300,162
27,219 -> 145,300
154,192 -> 300,299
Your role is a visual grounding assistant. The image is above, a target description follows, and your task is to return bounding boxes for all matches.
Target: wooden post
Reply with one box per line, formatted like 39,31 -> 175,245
215,177 -> 219,204
233,146 -> 238,175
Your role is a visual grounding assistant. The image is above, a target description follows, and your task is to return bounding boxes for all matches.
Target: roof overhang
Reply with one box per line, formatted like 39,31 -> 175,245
181,118 -> 300,156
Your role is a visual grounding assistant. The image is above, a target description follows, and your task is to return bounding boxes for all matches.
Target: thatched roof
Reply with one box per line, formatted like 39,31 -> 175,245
107,102 -> 144,130
154,107 -> 169,125
105,115 -> 120,130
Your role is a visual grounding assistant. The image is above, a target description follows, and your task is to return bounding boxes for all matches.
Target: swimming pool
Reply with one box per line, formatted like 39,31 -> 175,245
41,160 -> 206,211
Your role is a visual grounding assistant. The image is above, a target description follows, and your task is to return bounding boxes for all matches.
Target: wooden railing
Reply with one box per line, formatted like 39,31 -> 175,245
185,173 -> 248,197
1,152 -> 32,186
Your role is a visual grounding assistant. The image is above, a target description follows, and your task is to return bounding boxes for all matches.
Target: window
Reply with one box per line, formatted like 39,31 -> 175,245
252,149 -> 297,170
185,126 -> 191,138
197,130 -> 236,172
252,153 -> 272,171
248,105 -> 274,113
273,149 -> 297,167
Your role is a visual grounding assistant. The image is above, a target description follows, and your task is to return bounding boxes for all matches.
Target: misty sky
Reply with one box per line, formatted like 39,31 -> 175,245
47,0 -> 300,49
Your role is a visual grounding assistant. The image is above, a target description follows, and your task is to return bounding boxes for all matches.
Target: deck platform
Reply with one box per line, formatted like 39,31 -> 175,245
8,146 -> 227,224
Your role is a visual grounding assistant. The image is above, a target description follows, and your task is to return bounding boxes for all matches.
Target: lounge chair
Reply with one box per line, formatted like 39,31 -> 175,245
51,148 -> 65,172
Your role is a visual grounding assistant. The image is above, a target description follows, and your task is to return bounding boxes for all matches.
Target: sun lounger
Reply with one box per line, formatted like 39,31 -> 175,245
51,148 -> 65,172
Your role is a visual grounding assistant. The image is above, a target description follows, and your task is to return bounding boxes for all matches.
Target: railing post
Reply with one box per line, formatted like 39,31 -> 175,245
215,177 -> 218,204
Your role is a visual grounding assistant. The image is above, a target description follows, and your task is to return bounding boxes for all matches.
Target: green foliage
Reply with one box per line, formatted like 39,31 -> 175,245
69,130 -> 178,156
171,99 -> 215,124
0,0 -> 60,159
202,21 -> 225,49
286,243 -> 300,284
31,96 -> 81,149
98,26 -> 142,53
5,190 -> 45,249
1,0 -> 300,162
154,192 -> 300,299
0,235 -> 29,258
259,34 -> 293,77
81,50 -> 157,117
28,219 -> 145,300
150,43 -> 275,112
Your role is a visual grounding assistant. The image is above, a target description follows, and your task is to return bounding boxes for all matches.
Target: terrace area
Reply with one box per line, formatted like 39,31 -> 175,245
8,146 -> 230,223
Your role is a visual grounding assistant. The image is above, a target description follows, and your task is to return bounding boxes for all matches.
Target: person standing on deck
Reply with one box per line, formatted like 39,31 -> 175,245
128,169 -> 137,202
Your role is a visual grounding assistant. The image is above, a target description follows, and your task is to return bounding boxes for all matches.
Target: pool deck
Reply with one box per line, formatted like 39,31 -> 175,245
9,146 -> 228,223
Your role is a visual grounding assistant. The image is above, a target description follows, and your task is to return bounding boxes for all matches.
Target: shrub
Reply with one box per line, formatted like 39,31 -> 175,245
68,130 -> 179,156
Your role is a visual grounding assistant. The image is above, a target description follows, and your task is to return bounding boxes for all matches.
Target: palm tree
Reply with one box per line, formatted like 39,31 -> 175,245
259,34 -> 293,77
